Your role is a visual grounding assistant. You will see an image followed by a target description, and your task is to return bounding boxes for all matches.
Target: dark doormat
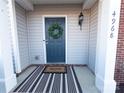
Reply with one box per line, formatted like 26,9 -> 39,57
43,65 -> 67,73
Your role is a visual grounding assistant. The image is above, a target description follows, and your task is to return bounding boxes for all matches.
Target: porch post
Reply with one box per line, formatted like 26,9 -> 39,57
95,0 -> 121,93
0,0 -> 17,92
8,0 -> 21,73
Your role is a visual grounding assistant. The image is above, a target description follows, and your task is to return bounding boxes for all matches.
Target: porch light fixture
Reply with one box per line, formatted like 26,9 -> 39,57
78,12 -> 84,30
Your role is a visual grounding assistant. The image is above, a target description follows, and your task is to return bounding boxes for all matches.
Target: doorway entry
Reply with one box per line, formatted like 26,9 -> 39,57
44,17 -> 66,63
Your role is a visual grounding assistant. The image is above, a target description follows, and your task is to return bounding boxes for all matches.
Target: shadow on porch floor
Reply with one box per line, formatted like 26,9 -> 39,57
15,65 -> 100,93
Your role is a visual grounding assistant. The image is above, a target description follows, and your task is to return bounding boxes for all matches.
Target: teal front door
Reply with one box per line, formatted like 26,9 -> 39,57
45,17 -> 65,63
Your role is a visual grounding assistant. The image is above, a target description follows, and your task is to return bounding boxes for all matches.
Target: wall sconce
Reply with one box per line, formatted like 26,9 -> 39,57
78,12 -> 84,30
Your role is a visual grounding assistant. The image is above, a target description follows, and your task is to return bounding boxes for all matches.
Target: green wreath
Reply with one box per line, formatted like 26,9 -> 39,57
48,23 -> 63,39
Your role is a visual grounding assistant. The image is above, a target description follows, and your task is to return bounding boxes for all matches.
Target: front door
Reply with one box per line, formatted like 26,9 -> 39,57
45,17 -> 65,63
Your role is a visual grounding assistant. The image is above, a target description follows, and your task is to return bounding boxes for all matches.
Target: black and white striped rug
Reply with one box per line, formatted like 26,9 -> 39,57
13,65 -> 83,93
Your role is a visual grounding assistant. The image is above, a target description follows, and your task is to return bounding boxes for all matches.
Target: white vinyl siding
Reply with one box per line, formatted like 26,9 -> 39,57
27,5 -> 90,64
88,2 -> 98,72
15,3 -> 29,70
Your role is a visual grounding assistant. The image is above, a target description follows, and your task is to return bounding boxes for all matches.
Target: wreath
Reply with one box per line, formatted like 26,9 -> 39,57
48,23 -> 63,39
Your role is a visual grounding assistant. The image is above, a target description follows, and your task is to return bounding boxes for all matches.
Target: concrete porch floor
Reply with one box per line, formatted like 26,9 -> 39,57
16,65 -> 100,93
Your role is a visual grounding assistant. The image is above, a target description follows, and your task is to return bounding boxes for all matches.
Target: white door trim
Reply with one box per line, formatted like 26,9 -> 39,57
42,15 -> 67,64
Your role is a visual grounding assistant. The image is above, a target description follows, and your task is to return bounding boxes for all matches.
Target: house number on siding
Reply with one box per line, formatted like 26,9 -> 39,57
110,11 -> 116,38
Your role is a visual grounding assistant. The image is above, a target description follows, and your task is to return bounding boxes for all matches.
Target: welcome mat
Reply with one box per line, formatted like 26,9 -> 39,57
43,66 -> 67,73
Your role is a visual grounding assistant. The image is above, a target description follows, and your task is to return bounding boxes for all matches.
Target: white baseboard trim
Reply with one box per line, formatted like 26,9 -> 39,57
95,74 -> 116,93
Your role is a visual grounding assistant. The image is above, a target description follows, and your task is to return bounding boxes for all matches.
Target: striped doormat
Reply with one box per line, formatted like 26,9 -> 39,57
12,65 -> 83,93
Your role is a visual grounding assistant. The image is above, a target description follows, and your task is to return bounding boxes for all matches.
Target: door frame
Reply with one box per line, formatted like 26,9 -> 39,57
42,15 -> 67,64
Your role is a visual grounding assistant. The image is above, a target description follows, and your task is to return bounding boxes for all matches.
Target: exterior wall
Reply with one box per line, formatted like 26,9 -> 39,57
15,3 -> 29,70
27,5 -> 90,64
115,0 -> 124,85
88,2 -> 98,72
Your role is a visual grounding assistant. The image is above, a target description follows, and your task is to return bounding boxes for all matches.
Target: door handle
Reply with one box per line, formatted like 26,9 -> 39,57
43,40 -> 48,42
43,40 -> 48,44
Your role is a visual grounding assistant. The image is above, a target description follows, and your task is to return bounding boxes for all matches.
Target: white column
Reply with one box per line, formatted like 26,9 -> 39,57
8,0 -> 21,73
9,0 -> 21,73
95,0 -> 121,93
0,0 -> 17,93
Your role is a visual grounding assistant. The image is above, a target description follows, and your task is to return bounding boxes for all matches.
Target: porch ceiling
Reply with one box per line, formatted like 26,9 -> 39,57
31,0 -> 97,9
31,0 -> 84,4
15,0 -> 98,10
